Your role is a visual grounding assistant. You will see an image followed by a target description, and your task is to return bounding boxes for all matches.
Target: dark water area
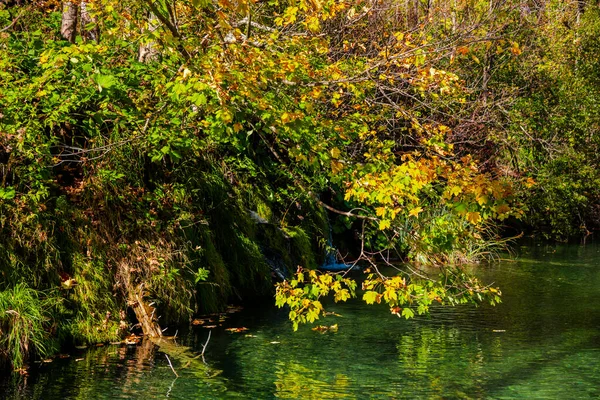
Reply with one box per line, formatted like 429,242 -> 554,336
3,242 -> 600,399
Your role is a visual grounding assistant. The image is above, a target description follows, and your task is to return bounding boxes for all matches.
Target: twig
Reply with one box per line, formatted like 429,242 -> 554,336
165,354 -> 179,377
1,10 -> 25,33
200,330 -> 211,357
312,196 -> 378,221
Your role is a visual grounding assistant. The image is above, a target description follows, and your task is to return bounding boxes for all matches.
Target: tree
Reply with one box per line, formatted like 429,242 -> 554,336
0,0 -> 524,367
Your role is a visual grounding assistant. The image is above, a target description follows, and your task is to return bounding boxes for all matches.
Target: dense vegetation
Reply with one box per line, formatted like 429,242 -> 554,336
0,0 -> 598,370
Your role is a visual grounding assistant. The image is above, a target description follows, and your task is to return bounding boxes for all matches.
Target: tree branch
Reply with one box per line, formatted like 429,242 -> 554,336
141,0 -> 191,60
0,9 -> 25,33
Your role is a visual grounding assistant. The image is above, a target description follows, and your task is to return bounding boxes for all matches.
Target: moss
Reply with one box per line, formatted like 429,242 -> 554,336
194,226 -> 230,314
255,199 -> 273,222
285,226 -> 317,269
225,231 -> 272,296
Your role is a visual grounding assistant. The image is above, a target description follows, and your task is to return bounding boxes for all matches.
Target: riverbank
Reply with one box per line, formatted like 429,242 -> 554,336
3,241 -> 600,398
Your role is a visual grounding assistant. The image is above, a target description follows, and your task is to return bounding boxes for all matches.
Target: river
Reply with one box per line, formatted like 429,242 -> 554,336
2,242 -> 600,399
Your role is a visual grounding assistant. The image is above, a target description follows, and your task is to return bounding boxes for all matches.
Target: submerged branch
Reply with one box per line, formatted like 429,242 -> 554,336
165,354 -> 179,377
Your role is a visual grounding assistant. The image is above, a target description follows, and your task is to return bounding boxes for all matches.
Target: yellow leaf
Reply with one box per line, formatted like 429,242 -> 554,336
383,288 -> 397,302
330,147 -> 341,159
375,207 -> 387,217
449,186 -> 462,196
466,211 -> 481,225
379,219 -> 391,230
331,160 -> 344,174
363,291 -> 378,305
477,196 -> 488,206
496,204 -> 510,214
409,207 -> 423,217
524,177 -> 536,188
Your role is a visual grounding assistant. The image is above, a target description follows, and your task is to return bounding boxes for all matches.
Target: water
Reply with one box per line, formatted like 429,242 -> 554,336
3,242 -> 600,399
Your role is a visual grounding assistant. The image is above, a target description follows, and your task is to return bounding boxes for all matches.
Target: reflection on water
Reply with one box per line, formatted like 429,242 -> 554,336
2,242 -> 600,399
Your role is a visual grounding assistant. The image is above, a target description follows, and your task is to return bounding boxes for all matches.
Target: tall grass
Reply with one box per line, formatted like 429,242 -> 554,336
0,284 -> 58,370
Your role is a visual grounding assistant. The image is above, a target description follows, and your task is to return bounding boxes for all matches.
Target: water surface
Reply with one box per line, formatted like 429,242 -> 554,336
3,242 -> 600,399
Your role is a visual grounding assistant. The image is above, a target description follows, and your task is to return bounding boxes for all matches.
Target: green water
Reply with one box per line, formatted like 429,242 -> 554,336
3,243 -> 600,399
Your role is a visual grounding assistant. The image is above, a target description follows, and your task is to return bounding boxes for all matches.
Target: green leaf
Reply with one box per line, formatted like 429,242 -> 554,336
401,308 -> 415,319
194,268 -> 209,283
95,74 -> 116,91
0,187 -> 16,200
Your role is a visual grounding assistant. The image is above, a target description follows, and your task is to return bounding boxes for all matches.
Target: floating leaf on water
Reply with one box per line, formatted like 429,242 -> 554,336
312,324 -> 339,333
225,327 -> 249,333
322,311 -> 342,317
226,305 -> 244,313
124,335 -> 141,345
312,325 -> 329,332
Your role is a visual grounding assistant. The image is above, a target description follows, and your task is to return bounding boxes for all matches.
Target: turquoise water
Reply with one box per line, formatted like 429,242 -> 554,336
3,243 -> 600,399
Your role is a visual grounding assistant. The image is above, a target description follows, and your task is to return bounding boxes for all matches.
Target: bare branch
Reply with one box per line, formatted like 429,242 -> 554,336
0,9 -> 25,33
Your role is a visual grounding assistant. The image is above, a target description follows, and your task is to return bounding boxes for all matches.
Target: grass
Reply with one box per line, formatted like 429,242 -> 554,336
0,284 -> 59,370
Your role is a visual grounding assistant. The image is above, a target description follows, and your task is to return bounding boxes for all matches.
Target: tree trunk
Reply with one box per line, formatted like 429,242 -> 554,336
130,288 -> 163,338
80,1 -> 100,43
60,2 -> 78,43
138,12 -> 160,62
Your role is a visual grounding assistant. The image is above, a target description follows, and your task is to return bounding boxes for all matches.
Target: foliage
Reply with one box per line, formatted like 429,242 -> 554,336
507,7 -> 600,238
439,1 -> 600,239
275,268 -> 357,331
2,0 -> 597,365
276,266 -> 501,330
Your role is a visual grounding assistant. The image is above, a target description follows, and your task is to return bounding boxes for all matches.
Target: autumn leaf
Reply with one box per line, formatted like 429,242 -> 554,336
379,219 -> 391,230
496,204 -> 511,214
331,160 -> 344,174
524,177 -> 536,188
312,325 -> 328,332
466,211 -> 482,224
409,207 -> 423,217
225,327 -> 249,333
363,291 -> 378,305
